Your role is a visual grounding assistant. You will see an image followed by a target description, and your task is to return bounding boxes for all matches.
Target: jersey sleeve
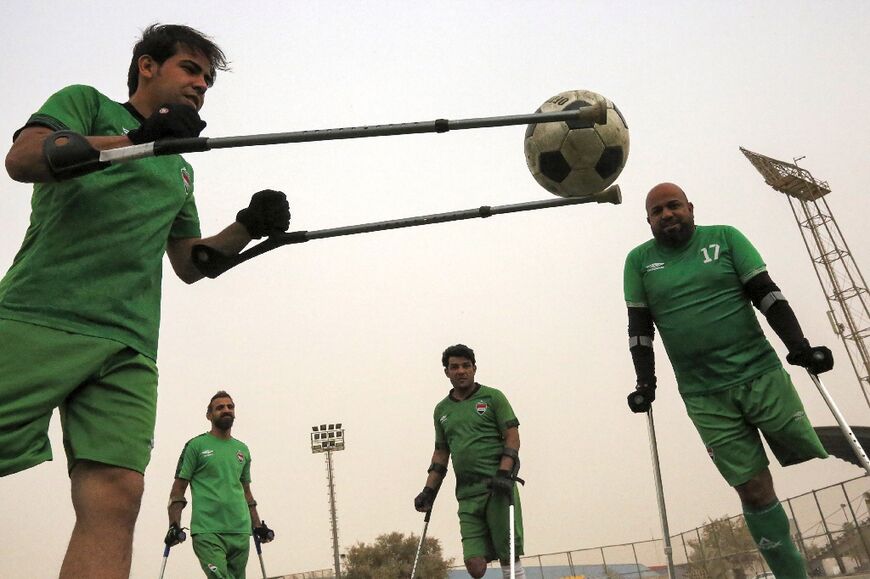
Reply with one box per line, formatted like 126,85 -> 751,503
19,85 -> 103,137
726,226 -> 767,283
491,389 -> 519,432
174,439 -> 199,481
623,248 -> 648,308
433,406 -> 449,451
240,445 -> 252,484
169,180 -> 202,239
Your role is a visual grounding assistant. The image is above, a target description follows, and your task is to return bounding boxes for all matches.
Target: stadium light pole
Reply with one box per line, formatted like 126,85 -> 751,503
311,423 -> 346,578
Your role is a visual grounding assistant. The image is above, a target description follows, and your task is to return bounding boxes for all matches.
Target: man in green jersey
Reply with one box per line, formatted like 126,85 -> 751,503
623,182 -> 834,578
1,24 -> 289,577
166,391 -> 274,578
414,344 -> 526,579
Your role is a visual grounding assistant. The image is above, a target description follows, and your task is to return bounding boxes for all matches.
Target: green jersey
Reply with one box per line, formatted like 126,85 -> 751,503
623,224 -> 781,395
176,433 -> 253,535
433,383 -> 519,499
0,84 -> 201,360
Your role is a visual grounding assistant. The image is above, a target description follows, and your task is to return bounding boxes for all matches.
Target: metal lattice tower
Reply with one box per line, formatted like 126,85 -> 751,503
741,147 -> 870,408
311,423 -> 346,578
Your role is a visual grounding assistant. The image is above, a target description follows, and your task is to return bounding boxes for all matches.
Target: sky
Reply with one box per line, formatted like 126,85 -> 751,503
1,1 -> 869,577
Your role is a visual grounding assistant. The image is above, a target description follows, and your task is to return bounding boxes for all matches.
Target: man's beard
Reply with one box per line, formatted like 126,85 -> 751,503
654,220 -> 695,247
215,415 -> 234,430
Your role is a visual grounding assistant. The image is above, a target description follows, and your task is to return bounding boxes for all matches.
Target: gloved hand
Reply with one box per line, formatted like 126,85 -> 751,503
627,383 -> 656,413
414,486 -> 437,513
489,469 -> 514,497
787,344 -> 834,375
236,189 -> 291,239
253,520 -> 275,543
127,104 -> 206,144
164,523 -> 187,547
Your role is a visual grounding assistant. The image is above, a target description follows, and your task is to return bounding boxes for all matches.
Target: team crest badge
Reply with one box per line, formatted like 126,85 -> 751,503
181,167 -> 192,194
236,451 -> 245,463
475,401 -> 488,415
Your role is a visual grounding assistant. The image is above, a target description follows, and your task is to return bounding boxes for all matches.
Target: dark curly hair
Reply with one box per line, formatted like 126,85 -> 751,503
441,344 -> 476,368
127,23 -> 229,96
207,390 -> 233,413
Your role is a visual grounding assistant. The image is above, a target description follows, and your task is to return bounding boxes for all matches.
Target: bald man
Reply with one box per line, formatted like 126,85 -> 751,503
622,183 -> 833,578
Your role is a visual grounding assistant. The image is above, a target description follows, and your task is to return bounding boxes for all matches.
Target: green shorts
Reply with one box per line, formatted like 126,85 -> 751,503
192,533 -> 251,578
457,488 -> 524,564
683,366 -> 828,487
0,319 -> 158,476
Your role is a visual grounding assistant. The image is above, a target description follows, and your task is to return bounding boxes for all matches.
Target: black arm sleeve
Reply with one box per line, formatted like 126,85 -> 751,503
627,306 -> 656,386
744,271 -> 809,353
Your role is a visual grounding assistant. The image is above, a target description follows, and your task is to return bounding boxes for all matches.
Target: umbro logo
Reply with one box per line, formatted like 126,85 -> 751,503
439,415 -> 447,424
756,537 -> 782,550
645,262 -> 665,272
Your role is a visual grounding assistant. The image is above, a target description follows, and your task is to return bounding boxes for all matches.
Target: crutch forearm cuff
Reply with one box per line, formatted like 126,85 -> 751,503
168,495 -> 188,508
502,447 -> 520,475
43,130 -> 110,180
427,463 -> 447,477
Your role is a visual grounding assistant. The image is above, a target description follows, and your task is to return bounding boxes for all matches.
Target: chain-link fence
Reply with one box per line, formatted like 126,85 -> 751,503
272,570 -> 334,578
448,475 -> 870,578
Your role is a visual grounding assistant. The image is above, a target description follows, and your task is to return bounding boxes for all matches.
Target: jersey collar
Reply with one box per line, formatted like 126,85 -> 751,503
122,101 -> 146,123
448,382 -> 481,402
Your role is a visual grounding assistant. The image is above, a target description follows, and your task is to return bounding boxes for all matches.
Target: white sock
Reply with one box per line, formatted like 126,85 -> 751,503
500,561 -> 525,578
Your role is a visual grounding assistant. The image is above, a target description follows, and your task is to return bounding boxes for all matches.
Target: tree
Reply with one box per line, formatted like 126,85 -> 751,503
344,531 -> 454,579
685,516 -> 766,579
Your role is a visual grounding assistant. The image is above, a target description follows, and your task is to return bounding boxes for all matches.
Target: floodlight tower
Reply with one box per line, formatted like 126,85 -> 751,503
741,147 -> 870,408
311,423 -> 346,578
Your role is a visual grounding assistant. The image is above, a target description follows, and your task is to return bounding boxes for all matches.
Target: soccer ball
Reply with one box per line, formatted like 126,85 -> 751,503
524,90 -> 629,198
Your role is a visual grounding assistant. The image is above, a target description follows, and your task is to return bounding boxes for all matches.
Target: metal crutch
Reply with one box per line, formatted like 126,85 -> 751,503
253,530 -> 268,579
646,407 -> 677,579
157,545 -> 171,579
807,370 -> 870,475
410,510 -> 432,579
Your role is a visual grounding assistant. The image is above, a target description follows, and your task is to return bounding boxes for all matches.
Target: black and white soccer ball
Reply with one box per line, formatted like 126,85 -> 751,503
524,90 -> 629,198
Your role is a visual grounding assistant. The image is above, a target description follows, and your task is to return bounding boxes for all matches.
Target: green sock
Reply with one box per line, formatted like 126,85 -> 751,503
744,501 -> 807,579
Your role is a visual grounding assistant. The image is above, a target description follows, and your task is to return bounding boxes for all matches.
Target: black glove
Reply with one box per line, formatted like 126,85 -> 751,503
236,189 -> 291,239
787,345 -> 834,375
490,469 -> 514,497
127,104 -> 206,144
253,520 -> 275,543
414,486 -> 436,513
164,523 -> 186,547
627,383 -> 656,413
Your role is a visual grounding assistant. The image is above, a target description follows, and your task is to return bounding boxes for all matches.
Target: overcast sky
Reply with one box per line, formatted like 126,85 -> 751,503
2,1 -> 869,577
